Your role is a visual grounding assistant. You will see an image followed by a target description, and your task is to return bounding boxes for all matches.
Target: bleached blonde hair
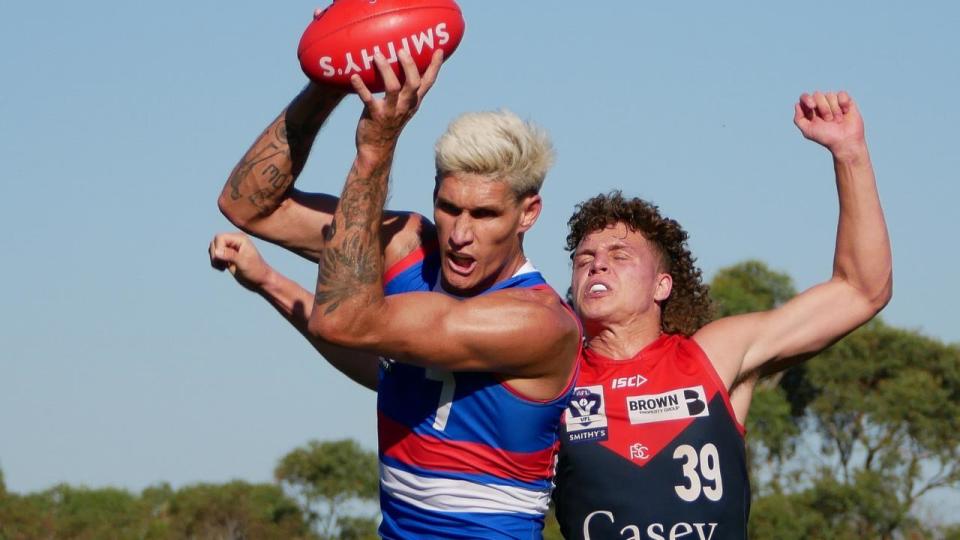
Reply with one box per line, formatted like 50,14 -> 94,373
434,110 -> 555,199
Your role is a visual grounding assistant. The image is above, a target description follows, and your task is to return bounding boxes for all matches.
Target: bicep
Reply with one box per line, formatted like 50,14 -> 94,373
240,190 -> 339,262
367,293 -> 576,375
241,192 -> 429,265
697,279 -> 878,386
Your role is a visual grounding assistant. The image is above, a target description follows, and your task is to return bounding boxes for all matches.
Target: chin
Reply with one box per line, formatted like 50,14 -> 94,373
576,301 -> 612,325
440,268 -> 475,293
441,267 -> 498,297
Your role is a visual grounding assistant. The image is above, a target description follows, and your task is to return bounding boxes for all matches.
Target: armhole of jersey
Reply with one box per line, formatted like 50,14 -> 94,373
383,246 -> 426,286
685,337 -> 747,437
382,214 -> 437,287
383,241 -> 438,288
498,287 -> 583,405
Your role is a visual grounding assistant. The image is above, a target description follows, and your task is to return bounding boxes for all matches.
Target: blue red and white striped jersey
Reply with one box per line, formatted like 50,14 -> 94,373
377,243 -> 577,540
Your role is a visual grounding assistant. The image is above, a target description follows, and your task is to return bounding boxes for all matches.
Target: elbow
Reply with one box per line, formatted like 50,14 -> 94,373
870,273 -> 893,313
307,309 -> 370,349
853,269 -> 893,317
218,191 -> 253,230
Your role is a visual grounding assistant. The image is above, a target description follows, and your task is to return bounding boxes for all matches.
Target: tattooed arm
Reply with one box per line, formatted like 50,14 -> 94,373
218,83 -> 349,261
307,51 -> 579,400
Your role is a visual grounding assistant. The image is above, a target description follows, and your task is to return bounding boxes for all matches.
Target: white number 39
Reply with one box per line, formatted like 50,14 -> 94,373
673,443 -> 723,502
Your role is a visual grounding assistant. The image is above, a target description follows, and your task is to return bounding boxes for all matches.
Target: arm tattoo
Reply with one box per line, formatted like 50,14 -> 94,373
226,106 -> 330,213
314,158 -> 392,315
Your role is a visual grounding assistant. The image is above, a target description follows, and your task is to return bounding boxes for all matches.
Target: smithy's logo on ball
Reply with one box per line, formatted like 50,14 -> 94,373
315,23 -> 451,78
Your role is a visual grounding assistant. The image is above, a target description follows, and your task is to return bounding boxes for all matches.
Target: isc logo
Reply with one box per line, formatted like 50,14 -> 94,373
611,374 -> 647,389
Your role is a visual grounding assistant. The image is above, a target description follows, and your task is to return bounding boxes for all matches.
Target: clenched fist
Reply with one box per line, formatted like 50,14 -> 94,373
794,91 -> 866,162
209,232 -> 272,292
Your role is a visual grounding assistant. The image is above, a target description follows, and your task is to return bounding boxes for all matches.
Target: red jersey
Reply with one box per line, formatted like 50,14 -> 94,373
554,334 -> 749,540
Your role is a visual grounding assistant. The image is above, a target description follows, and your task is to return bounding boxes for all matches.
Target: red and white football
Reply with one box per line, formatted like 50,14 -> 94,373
298,0 -> 465,92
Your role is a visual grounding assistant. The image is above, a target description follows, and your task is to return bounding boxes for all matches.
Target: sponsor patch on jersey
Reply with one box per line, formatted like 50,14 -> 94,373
625,385 -> 709,425
611,373 -> 648,389
564,385 -> 608,443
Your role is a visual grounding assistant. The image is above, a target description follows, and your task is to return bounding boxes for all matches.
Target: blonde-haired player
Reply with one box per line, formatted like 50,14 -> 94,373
210,51 -> 580,539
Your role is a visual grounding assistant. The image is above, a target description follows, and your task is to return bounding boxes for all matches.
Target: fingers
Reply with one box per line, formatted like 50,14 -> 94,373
209,232 -> 245,271
398,50 -> 421,89
798,93 -> 816,121
837,90 -> 853,115
798,90 -> 853,122
351,75 -> 374,104
397,50 -> 421,100
374,52 -> 401,106
418,49 -> 444,100
826,92 -> 843,119
813,91 -> 834,121
793,102 -> 807,129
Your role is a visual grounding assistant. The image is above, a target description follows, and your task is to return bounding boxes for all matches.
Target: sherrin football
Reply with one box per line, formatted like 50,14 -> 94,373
298,0 -> 465,92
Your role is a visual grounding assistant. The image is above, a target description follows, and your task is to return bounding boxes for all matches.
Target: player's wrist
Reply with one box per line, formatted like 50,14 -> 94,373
251,265 -> 279,293
830,140 -> 869,165
356,137 -> 398,165
300,81 -> 348,102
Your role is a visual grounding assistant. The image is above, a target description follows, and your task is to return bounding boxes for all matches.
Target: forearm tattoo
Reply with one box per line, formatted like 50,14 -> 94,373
313,158 -> 391,315
226,92 -> 340,215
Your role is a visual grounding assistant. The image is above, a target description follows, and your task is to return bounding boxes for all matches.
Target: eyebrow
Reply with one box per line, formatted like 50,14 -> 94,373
436,197 -> 502,214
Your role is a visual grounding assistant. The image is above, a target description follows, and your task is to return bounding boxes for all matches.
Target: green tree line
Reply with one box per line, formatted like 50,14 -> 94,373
2,261 -> 959,539
0,440 -> 379,540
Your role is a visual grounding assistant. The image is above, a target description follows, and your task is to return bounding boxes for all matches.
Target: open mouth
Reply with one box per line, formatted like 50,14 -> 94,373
584,281 -> 611,298
446,252 -> 477,276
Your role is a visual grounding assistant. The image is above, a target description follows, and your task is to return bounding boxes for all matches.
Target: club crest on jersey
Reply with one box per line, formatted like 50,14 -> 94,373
564,385 -> 608,443
626,385 -> 710,425
629,442 -> 650,461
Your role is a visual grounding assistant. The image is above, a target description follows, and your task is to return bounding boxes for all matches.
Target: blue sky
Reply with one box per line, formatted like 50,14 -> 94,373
2,0 -> 958,517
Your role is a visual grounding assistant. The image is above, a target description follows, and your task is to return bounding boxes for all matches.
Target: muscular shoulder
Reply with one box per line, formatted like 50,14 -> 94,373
474,287 -> 580,381
692,312 -> 769,390
485,288 -> 579,342
382,211 -> 437,269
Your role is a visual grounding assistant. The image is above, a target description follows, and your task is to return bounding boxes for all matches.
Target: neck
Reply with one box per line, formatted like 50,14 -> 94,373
584,316 -> 662,360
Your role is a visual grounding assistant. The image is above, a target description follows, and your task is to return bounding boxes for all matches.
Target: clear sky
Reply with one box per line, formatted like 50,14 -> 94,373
2,0 -> 958,515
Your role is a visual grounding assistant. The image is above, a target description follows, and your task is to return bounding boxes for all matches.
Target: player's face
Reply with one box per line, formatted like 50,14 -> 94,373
433,173 -> 540,296
571,222 -> 672,332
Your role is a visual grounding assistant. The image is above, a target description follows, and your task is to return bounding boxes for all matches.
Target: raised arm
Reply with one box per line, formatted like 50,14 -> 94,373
218,82 -> 348,261
209,232 -> 380,390
695,91 -> 892,392
305,52 -> 578,398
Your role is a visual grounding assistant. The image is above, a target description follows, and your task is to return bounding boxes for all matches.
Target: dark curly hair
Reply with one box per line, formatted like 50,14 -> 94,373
566,191 -> 713,336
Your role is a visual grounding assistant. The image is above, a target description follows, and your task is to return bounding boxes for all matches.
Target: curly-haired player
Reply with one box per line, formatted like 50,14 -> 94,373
553,91 -> 892,539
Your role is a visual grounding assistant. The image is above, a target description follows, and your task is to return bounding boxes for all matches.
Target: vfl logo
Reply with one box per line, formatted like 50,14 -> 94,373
564,386 -> 608,443
625,386 -> 710,425
569,388 -> 601,420
314,23 -> 451,79
629,443 -> 649,461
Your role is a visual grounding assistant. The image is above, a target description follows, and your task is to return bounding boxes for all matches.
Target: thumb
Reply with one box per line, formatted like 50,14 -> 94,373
793,103 -> 809,130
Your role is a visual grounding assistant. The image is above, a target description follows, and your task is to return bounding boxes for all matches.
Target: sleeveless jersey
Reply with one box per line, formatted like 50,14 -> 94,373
553,334 -> 749,540
378,243 -> 579,540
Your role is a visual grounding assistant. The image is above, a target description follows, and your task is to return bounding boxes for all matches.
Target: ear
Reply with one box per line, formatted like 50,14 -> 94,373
653,272 -> 673,302
518,194 -> 542,233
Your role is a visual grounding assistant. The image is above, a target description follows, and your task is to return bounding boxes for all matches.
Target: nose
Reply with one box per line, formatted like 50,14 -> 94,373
449,215 -> 474,248
589,253 -> 608,275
